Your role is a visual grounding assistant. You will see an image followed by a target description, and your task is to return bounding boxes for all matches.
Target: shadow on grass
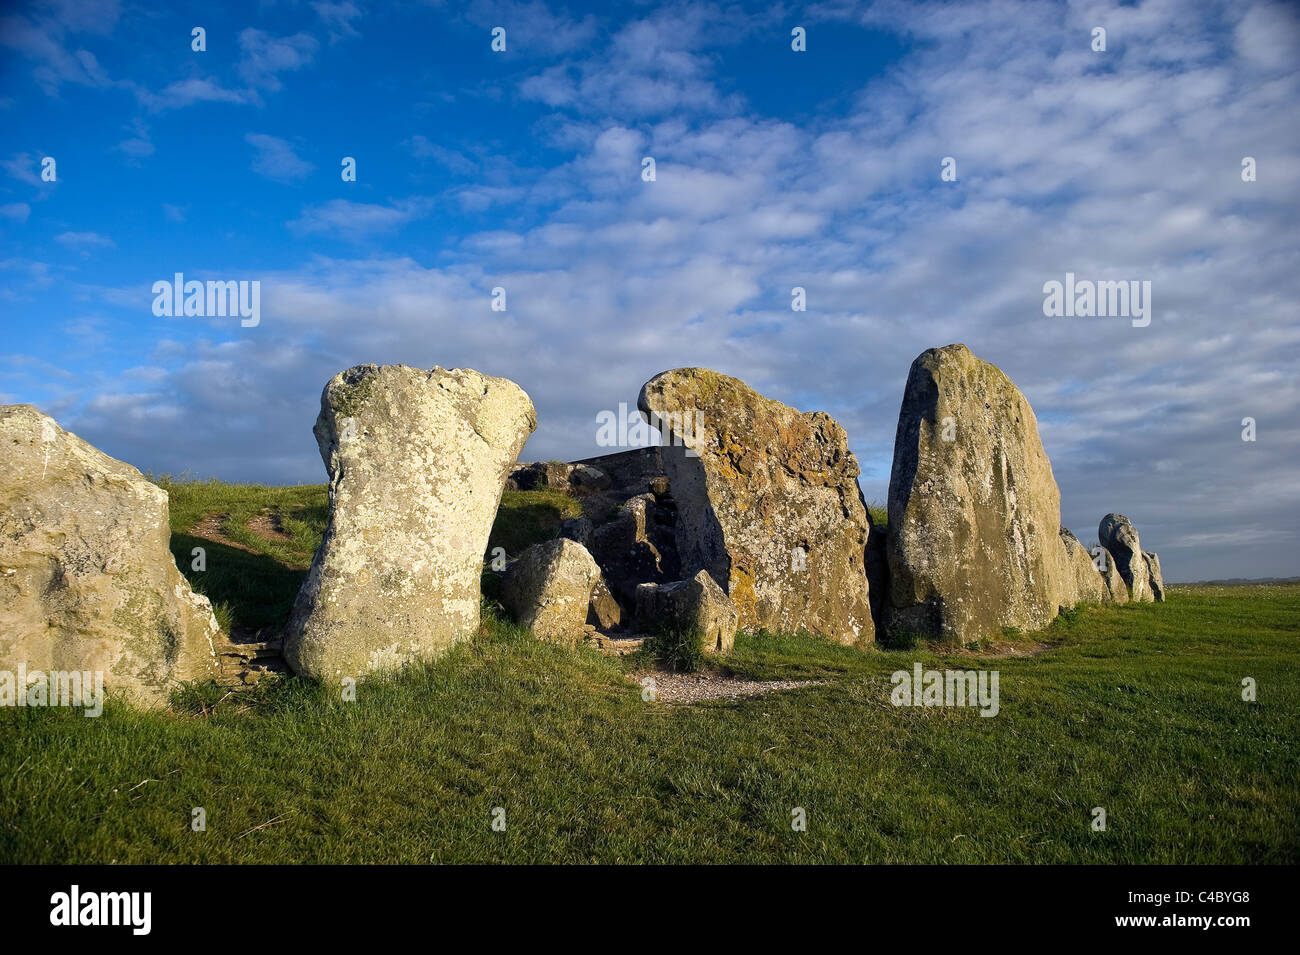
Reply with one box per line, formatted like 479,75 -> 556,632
171,532 -> 307,637
489,491 -> 582,555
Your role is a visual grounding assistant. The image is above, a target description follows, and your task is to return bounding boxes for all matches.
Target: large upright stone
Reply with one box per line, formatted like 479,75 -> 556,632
0,405 -> 221,706
1099,513 -> 1153,603
886,345 -> 1072,644
284,365 -> 535,680
638,368 -> 874,645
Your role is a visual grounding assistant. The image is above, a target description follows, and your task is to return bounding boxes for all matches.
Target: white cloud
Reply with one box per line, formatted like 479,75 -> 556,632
237,29 -> 319,93
0,203 -> 30,223
246,133 -> 315,183
136,77 -> 250,112
55,231 -> 114,250
1,152 -> 45,186
287,198 -> 436,239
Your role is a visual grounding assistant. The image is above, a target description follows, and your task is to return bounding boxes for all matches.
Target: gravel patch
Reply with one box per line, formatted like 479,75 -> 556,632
630,668 -> 823,704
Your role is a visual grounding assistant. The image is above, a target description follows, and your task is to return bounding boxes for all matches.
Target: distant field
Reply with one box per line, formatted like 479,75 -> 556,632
0,481 -> 1295,864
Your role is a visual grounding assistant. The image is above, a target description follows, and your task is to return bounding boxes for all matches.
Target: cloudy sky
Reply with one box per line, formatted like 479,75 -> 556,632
2,0 -> 1298,581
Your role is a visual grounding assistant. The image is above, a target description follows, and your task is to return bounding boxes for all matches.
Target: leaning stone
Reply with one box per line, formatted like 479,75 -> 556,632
886,344 -> 1074,644
588,573 -> 623,630
0,405 -> 221,707
635,570 -> 738,654
638,368 -> 873,645
283,365 -> 535,680
501,538 -> 602,645
1144,551 -> 1166,602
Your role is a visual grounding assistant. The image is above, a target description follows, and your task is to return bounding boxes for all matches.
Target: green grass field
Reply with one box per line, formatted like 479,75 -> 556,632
1,481 -> 1296,864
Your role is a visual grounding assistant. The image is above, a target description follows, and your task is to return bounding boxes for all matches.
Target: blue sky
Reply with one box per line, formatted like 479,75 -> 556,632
2,0 -> 1298,581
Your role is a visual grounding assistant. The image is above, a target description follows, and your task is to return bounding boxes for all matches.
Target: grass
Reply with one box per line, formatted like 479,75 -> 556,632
153,478 -> 327,635
1,479 -> 1295,863
644,625 -> 707,673
2,581 -> 1296,863
488,488 -> 582,556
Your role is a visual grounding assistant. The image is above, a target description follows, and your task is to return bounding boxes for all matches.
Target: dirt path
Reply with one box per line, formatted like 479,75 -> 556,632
189,513 -> 259,553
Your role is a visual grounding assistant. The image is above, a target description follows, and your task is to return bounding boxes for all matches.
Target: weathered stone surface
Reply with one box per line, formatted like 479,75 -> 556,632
1098,548 -> 1130,604
572,448 -> 666,502
558,516 -> 593,548
569,464 -> 611,493
1099,513 -> 1153,603
1144,551 -> 1166,602
501,538 -> 601,645
284,365 -> 536,680
588,573 -> 623,630
506,461 -> 571,491
1060,527 -> 1107,605
638,369 -> 874,645
507,461 -> 610,495
0,405 -> 221,706
886,345 -> 1073,644
587,493 -> 680,611
635,570 -> 739,654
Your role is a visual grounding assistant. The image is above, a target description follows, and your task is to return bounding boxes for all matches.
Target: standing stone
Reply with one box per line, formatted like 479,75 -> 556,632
1099,513 -> 1153,603
1098,548 -> 1130,604
638,368 -> 874,645
501,538 -> 601,645
1059,527 -> 1107,605
0,405 -> 221,707
886,345 -> 1073,644
284,365 -> 535,680
635,570 -> 739,655
1144,551 -> 1166,602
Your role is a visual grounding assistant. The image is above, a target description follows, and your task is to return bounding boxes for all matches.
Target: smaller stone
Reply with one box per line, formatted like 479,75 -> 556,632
569,464 -> 611,493
1097,548 -> 1130,605
588,574 -> 623,630
501,538 -> 601,646
559,517 -> 593,548
635,570 -> 738,655
1144,551 -> 1166,602
648,476 -> 671,497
